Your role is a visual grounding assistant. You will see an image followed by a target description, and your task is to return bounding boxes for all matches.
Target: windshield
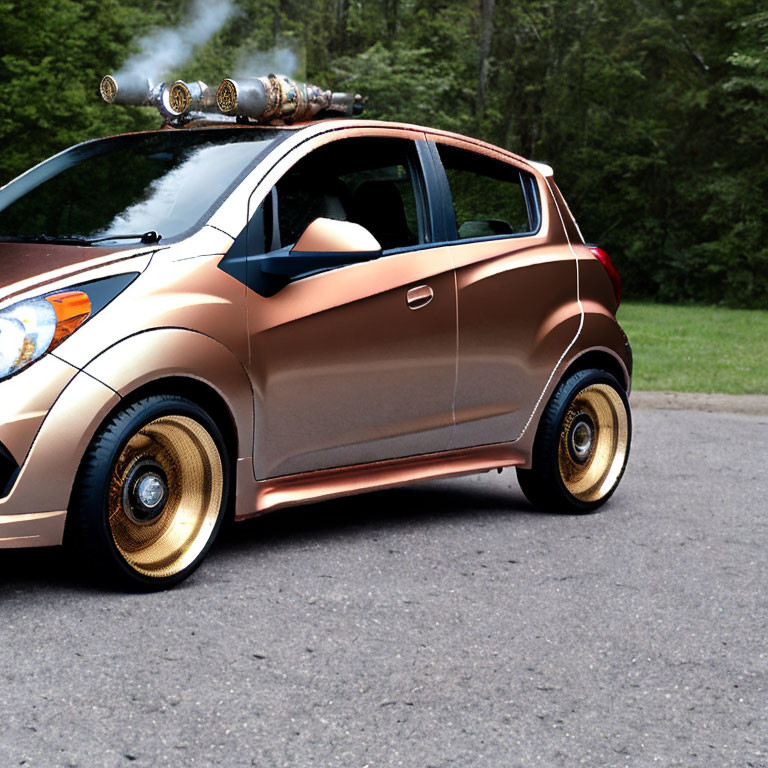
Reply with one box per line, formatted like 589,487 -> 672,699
0,128 -> 282,245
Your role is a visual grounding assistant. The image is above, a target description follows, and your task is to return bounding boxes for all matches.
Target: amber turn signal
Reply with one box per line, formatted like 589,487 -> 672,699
45,291 -> 91,350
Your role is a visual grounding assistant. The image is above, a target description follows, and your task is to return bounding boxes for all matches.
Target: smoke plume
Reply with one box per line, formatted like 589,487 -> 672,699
234,46 -> 301,79
114,0 -> 236,87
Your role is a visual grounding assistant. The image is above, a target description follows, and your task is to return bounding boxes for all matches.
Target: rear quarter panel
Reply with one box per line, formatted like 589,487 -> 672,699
432,135 -> 585,452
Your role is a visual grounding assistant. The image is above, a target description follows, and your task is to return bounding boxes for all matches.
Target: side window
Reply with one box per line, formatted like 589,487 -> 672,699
436,144 -> 538,240
261,137 -> 426,254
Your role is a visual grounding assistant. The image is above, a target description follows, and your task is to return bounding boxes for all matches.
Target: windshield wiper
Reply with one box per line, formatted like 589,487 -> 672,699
0,231 -> 161,246
87,231 -> 162,244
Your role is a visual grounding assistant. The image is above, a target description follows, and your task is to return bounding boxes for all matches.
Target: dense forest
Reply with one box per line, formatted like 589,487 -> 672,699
0,0 -> 766,306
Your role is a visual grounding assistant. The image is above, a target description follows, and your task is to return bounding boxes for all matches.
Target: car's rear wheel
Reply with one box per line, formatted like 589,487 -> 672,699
69,395 -> 230,589
516,368 -> 631,513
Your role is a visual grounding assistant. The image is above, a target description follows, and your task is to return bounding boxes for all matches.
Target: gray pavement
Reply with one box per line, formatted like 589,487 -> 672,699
1,406 -> 766,767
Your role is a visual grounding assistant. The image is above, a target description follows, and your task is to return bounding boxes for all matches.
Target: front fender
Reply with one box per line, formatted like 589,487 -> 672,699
81,329 -> 255,460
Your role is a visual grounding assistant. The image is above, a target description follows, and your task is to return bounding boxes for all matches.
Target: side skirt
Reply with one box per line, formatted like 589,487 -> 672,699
240,442 -> 526,519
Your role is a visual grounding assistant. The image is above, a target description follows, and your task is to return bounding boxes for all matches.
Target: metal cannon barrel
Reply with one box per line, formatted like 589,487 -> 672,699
324,91 -> 365,117
216,74 -> 363,123
100,74 -> 176,121
167,80 -> 218,116
100,74 -> 157,106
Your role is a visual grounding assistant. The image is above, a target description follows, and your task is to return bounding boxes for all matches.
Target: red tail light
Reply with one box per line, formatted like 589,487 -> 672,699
588,246 -> 621,307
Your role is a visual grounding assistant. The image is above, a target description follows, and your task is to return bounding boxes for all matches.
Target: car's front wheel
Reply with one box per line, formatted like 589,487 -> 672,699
69,394 -> 230,589
516,368 -> 631,513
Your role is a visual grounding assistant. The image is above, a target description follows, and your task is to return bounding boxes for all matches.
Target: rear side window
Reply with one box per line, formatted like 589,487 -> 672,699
436,144 -> 538,240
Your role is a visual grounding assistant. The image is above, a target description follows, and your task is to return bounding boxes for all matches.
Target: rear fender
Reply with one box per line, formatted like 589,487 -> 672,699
514,309 -> 631,463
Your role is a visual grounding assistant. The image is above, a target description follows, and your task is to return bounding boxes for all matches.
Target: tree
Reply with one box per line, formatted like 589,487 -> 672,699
0,0 -> 765,306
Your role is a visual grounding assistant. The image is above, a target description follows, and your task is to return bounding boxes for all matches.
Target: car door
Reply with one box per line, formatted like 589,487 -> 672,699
244,132 -> 457,479
425,137 -> 581,450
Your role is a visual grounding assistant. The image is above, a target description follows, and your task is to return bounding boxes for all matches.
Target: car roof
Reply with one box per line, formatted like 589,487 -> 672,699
95,119 -> 543,177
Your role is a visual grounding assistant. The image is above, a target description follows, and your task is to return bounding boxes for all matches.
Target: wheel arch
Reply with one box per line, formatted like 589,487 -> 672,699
515,343 -> 631,464
81,328 -> 255,460
561,348 -> 630,393
113,376 -> 239,466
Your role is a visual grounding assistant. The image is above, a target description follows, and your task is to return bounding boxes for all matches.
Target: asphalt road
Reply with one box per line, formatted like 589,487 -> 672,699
1,405 -> 766,768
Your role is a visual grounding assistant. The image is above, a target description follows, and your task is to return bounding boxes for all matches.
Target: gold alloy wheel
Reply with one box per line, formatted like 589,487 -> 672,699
107,415 -> 223,579
557,383 -> 629,503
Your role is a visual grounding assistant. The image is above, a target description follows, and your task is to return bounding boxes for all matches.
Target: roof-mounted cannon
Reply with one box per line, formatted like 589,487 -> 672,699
99,72 -> 363,128
215,74 -> 363,122
100,74 -> 235,126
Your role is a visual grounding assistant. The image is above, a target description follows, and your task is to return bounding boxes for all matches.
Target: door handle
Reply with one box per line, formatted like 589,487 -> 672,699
406,284 -> 434,310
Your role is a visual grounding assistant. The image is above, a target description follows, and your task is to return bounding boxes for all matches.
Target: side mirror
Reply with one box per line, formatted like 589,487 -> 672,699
259,218 -> 382,281
293,217 -> 382,255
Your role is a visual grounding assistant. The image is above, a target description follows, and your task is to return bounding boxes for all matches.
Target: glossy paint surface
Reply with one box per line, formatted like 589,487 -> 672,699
0,243 -> 124,290
248,243 -> 457,477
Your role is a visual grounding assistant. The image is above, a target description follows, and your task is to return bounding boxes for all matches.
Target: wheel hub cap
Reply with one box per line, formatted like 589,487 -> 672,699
568,413 -> 595,464
122,460 -> 169,524
137,474 -> 165,509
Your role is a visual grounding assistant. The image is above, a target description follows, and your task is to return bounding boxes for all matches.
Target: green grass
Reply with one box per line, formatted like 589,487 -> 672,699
617,302 -> 768,394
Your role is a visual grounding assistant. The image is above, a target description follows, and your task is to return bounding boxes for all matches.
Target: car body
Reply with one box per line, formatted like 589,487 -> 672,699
0,119 -> 632,587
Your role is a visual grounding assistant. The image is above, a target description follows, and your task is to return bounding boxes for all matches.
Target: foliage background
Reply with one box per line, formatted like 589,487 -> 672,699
0,0 -> 766,307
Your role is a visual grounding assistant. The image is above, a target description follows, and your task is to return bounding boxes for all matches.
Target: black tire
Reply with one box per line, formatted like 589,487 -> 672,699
68,394 -> 231,590
516,368 -> 631,514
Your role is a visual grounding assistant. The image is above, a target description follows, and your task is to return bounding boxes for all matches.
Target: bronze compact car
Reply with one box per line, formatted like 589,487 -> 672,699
0,109 -> 632,588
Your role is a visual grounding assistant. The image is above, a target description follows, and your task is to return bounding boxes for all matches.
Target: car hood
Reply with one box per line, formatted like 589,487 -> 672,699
0,242 -> 131,302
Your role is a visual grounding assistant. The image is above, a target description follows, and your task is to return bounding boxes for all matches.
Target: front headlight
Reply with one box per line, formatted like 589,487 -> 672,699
0,291 -> 91,379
